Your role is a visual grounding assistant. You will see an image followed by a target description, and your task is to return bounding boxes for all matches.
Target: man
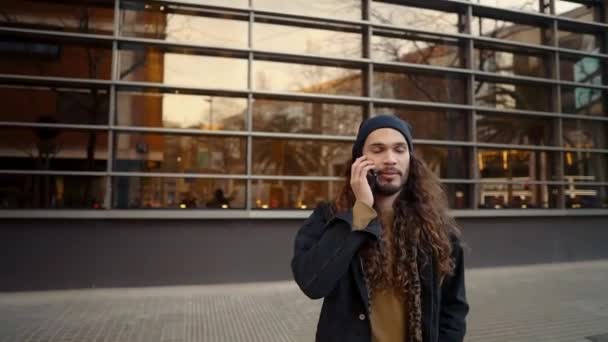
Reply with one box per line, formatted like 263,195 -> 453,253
291,115 -> 469,342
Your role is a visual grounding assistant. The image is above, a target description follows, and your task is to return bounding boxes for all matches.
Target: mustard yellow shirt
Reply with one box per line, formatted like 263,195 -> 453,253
353,201 -> 408,342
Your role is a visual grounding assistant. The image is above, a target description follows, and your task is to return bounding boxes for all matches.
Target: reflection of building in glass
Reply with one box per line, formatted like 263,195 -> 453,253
0,0 -> 606,212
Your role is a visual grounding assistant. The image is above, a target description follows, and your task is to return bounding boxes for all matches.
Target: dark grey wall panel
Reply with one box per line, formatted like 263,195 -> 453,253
1,216 -> 607,291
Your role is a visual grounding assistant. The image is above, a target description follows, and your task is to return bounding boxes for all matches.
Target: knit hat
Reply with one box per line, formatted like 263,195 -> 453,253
351,114 -> 414,159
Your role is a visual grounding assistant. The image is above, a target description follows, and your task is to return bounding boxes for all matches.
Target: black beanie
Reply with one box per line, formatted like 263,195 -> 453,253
351,114 -> 414,159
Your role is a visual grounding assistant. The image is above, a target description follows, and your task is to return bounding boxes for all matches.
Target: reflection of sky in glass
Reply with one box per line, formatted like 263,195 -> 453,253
371,2 -> 459,33
573,57 -> 602,110
253,23 -> 361,58
254,0 -> 361,20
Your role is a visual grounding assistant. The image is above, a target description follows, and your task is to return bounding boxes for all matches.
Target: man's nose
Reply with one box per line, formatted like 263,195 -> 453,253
383,151 -> 397,165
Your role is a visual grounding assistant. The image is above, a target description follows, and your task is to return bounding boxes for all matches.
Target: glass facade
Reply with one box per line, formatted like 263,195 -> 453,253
0,0 -> 606,213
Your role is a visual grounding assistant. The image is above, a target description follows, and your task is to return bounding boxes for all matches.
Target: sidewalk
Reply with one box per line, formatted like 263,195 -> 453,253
1,260 -> 608,342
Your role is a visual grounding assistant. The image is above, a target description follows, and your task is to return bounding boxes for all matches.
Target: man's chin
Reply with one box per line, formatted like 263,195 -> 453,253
375,184 -> 402,196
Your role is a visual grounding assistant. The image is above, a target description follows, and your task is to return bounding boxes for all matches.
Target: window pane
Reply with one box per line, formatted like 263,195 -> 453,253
474,45 -> 550,78
252,180 -> 344,209
555,1 -> 601,23
114,133 -> 246,174
374,107 -> 469,141
478,149 -> 556,181
252,61 -> 362,96
0,85 -> 109,125
0,37 -> 112,79
564,185 -> 608,209
252,99 -> 362,136
253,0 -> 361,21
120,2 -> 249,49
563,120 -> 608,149
113,177 -> 246,209
473,0 -> 542,13
0,174 -> 105,209
472,17 -> 550,46
561,87 -> 604,116
0,128 -> 108,171
371,31 -> 463,68
252,139 -> 350,176
564,152 -> 608,183
478,183 -> 559,209
374,70 -> 466,104
1,0 -> 114,35
559,54 -> 604,85
475,80 -> 552,112
476,113 -> 555,146
253,22 -> 362,58
444,183 -> 473,209
415,146 -> 470,179
371,2 -> 460,34
558,30 -> 600,52
118,45 -> 247,89
116,90 -> 247,131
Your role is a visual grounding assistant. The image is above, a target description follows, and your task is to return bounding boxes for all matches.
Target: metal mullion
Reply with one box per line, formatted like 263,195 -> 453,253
250,8 -> 370,28
555,46 -> 608,60
109,171 -> 344,182
464,3 -> 479,211
105,0 -> 121,210
111,172 -> 248,179
559,80 -> 608,91
476,179 -> 571,185
151,0 -> 251,15
114,81 -> 250,97
0,26 -> 114,43
473,71 -> 608,88
110,126 -> 357,141
253,14 -> 362,33
475,142 -> 563,152
414,140 -> 474,147
373,60 -> 470,76
476,107 -> 608,121
562,147 -> 608,154
0,170 -> 107,177
372,98 -> 474,111
158,3 -> 249,20
370,22 -> 468,41
113,125 -> 250,137
250,90 -> 368,104
363,0 -> 373,119
247,3 -> 253,212
553,18 -> 566,209
0,122 -> 109,131
105,85 -> 116,210
474,34 -> 608,59
0,74 -> 112,87
117,36 -> 250,59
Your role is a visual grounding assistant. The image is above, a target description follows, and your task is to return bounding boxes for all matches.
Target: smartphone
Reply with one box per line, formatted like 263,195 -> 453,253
366,170 -> 378,191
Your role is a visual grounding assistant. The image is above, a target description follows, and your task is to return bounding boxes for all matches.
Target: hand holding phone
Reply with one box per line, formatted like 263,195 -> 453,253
350,156 -> 375,207
366,170 -> 378,192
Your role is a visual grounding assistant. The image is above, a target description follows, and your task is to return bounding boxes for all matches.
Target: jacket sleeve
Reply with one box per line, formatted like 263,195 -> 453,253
291,202 -> 380,299
438,239 -> 470,342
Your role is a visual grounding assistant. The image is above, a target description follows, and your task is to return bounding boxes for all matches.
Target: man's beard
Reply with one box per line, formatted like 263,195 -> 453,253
375,182 -> 403,196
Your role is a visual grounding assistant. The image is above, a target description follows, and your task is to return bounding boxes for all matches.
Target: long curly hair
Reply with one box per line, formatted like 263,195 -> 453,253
333,154 -> 460,296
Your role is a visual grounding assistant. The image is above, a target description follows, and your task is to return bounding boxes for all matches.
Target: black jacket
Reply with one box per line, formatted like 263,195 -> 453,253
291,203 -> 469,342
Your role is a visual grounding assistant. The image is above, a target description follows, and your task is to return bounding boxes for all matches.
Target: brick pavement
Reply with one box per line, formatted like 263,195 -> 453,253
1,260 -> 607,342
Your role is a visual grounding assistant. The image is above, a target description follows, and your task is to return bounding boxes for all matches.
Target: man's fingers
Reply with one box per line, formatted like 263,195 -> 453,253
352,160 -> 374,182
359,163 -> 375,180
